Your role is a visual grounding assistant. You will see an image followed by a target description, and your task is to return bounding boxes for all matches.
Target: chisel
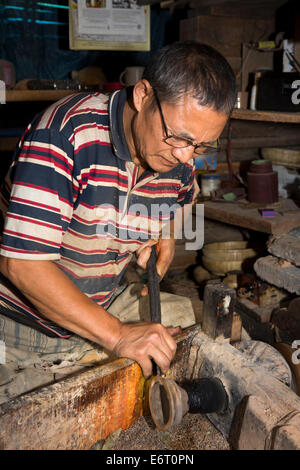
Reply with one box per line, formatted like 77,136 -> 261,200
147,244 -> 162,376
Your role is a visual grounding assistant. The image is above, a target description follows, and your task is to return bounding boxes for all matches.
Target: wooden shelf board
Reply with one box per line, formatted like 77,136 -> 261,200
231,108 -> 300,124
204,198 -> 300,236
0,137 -> 19,152
5,90 -> 79,102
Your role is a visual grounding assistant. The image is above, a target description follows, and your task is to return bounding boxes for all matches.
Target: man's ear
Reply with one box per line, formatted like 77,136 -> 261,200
132,79 -> 152,112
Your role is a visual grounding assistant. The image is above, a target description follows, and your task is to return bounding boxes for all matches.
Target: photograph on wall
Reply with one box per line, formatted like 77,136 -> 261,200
69,0 -> 150,51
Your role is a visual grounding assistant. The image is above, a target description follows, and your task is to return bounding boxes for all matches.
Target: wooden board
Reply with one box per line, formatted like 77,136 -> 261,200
268,234 -> 300,266
5,90 -> 79,102
0,327 -> 195,450
204,199 -> 300,236
231,109 -> 300,124
254,255 -> 300,295
0,137 -> 19,152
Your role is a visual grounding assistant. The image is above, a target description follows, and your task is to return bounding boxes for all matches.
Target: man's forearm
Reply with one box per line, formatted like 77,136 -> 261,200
0,257 -> 122,350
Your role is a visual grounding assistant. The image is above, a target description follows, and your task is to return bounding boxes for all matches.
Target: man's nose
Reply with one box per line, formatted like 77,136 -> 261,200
171,146 -> 195,164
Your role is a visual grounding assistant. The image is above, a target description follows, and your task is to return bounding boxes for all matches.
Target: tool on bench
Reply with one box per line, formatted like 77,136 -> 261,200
146,243 -> 228,430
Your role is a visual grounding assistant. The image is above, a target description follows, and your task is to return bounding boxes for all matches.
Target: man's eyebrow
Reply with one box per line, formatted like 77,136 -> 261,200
167,126 -> 194,141
168,127 -> 216,145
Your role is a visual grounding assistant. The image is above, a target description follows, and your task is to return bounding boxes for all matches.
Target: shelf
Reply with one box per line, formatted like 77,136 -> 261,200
204,198 -> 300,236
231,108 -> 300,124
4,90 -> 79,102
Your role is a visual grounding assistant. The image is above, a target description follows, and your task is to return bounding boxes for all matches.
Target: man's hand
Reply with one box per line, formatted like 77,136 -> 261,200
112,322 -> 181,378
136,238 -> 175,296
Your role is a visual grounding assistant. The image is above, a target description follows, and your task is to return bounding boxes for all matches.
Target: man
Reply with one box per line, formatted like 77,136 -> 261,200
0,41 -> 236,402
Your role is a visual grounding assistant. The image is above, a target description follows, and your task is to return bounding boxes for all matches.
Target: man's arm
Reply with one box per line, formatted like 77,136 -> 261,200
0,256 -> 179,377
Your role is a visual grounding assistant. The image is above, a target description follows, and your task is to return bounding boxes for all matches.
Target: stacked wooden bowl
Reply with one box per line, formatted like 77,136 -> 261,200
202,241 -> 258,276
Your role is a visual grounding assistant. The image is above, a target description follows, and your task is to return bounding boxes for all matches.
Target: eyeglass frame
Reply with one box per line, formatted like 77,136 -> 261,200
152,88 -> 220,156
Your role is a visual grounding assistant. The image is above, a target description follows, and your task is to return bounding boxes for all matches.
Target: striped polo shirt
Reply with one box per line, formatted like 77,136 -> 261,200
0,89 -> 197,338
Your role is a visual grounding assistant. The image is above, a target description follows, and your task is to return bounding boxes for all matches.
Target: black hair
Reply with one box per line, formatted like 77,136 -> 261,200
143,40 -> 237,114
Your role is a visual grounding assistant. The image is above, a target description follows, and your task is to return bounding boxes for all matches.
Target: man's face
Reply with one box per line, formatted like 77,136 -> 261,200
131,85 -> 228,173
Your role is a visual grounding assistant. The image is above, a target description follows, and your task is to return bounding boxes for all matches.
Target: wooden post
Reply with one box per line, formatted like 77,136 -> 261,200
202,281 -> 236,341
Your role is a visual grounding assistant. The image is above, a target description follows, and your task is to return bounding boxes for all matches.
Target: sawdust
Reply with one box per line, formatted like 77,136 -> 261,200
107,414 -> 230,451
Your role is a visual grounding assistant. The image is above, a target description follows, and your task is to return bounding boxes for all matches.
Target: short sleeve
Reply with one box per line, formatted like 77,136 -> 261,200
0,129 -> 75,260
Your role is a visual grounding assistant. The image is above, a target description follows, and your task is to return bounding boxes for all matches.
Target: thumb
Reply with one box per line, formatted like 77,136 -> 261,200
167,326 -> 182,337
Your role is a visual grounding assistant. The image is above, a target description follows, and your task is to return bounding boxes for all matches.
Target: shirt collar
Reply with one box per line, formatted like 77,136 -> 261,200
109,87 -> 133,162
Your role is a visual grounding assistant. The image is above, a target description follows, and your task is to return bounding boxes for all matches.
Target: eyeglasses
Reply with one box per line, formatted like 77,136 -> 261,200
152,88 -> 220,156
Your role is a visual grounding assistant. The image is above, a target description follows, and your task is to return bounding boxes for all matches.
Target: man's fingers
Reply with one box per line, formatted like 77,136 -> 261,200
140,357 -> 154,379
136,239 -> 158,269
167,326 -> 182,337
156,239 -> 175,279
136,245 -> 152,270
140,285 -> 148,296
113,322 -> 178,378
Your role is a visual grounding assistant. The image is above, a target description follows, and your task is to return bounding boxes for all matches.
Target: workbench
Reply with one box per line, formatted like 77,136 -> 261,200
204,109 -> 300,236
204,198 -> 300,236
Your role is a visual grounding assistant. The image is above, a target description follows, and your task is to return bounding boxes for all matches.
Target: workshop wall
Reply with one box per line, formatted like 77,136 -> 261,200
0,0 -> 172,82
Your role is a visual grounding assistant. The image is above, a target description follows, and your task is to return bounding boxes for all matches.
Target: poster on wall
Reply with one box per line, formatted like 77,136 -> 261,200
69,0 -> 150,51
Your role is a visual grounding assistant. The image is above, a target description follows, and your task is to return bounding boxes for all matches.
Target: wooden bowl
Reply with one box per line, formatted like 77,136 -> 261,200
202,241 -> 259,275
203,247 -> 257,261
203,241 -> 249,252
202,256 -> 243,276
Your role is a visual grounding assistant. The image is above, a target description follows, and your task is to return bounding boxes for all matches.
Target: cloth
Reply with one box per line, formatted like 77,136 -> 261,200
0,88 -> 197,338
0,282 -> 196,405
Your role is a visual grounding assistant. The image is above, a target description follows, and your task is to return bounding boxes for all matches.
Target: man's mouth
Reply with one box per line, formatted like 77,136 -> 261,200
158,155 -> 178,167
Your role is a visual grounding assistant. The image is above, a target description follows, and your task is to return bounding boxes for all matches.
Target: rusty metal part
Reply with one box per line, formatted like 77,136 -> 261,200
149,376 -> 189,431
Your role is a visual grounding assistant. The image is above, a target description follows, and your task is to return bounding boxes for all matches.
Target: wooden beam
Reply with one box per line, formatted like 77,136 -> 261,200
0,137 -> 19,152
0,327 -> 195,450
204,199 -> 300,236
231,109 -> 300,124
254,255 -> 300,295
4,90 -> 79,102
220,135 -> 300,148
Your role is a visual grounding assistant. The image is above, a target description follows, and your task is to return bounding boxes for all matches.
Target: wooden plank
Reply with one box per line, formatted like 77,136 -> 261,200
268,234 -> 300,266
210,2 -> 284,19
0,137 -> 19,152
188,330 -> 300,450
5,90 -> 79,102
204,199 -> 300,236
231,109 -> 300,124
220,135 -> 300,148
180,15 -> 274,46
0,327 -> 196,450
235,296 -> 275,323
254,255 -> 300,295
